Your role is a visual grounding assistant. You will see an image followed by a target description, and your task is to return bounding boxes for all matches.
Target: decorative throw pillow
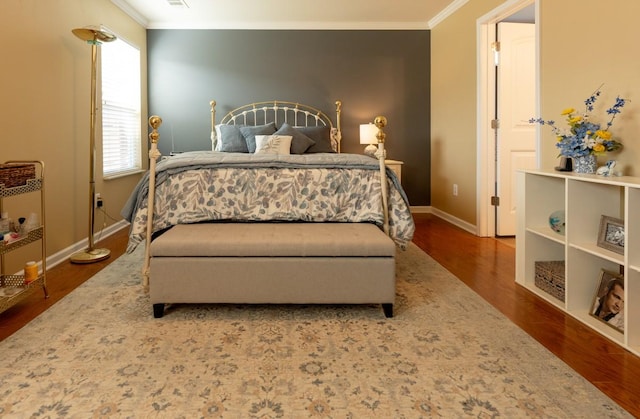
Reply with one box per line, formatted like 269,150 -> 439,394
254,135 -> 293,155
274,123 -> 316,154
240,122 -> 277,153
214,124 -> 221,150
216,124 -> 248,152
296,125 -> 335,153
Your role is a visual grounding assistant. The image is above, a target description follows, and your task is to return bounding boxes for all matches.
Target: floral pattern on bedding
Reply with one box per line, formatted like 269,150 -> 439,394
124,153 -> 415,252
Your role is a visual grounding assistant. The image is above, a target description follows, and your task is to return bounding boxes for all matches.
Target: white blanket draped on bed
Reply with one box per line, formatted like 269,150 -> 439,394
122,151 -> 415,252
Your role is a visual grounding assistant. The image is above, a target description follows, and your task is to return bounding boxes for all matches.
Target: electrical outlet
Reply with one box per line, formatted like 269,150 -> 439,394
94,193 -> 103,208
453,184 -> 458,196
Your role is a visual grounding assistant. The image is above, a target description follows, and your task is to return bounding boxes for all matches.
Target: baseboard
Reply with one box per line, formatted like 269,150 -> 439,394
427,207 -> 478,235
45,220 -> 130,270
409,205 -> 432,214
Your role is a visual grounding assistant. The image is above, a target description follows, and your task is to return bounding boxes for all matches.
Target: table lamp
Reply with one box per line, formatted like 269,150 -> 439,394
360,123 -> 378,157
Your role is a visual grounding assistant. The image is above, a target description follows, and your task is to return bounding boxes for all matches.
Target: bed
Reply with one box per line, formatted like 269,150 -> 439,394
122,100 -> 415,318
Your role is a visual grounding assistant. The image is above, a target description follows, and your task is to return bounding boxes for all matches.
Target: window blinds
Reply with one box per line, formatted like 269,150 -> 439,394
101,37 -> 141,176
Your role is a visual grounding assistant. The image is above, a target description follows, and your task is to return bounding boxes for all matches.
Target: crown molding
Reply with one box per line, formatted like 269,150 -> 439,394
143,21 -> 431,30
111,0 -> 150,28
428,0 -> 469,29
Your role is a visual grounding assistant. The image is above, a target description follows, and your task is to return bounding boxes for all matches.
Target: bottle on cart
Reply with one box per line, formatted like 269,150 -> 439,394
0,212 -> 13,235
24,212 -> 39,232
24,261 -> 38,284
17,217 -> 26,235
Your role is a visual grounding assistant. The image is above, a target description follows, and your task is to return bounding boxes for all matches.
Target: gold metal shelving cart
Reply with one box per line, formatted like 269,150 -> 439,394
0,161 -> 48,314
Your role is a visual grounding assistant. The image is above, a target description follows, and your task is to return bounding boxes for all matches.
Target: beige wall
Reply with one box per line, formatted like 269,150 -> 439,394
0,0 -> 146,270
430,0 -> 505,225
539,0 -> 640,174
431,0 -> 640,227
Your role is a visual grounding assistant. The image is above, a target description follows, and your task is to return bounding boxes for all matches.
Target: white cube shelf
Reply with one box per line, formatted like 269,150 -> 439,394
516,170 -> 640,355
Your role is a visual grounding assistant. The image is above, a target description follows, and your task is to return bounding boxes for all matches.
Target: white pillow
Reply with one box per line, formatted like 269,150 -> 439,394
213,124 -> 222,150
254,135 -> 293,155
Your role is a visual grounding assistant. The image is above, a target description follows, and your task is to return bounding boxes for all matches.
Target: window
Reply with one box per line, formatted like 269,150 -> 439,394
101,36 -> 141,177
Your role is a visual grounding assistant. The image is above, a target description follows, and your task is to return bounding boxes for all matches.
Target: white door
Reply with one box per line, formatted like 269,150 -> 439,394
496,22 -> 537,236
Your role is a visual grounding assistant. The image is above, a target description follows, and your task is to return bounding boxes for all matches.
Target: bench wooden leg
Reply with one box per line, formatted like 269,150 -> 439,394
382,303 -> 393,318
153,303 -> 165,318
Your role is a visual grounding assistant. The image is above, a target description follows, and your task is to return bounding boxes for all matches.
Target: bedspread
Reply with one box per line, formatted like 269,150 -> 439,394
122,151 -> 415,252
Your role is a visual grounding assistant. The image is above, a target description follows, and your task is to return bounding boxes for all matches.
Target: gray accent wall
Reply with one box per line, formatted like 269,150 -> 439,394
147,30 -> 430,206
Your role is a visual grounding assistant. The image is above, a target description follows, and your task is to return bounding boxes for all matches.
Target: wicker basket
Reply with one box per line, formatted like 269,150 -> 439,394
534,260 -> 565,302
0,164 -> 36,188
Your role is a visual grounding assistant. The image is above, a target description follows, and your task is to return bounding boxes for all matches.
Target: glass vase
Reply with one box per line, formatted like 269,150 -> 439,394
573,155 -> 597,174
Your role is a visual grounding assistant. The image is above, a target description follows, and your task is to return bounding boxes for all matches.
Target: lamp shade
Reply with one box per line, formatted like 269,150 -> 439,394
360,123 -> 378,145
72,27 -> 116,44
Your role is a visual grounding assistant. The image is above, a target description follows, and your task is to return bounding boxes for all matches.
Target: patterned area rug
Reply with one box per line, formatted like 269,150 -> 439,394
0,244 -> 631,418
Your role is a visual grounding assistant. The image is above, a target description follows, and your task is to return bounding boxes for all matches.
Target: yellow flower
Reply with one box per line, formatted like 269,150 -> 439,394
561,107 -> 575,115
593,143 -> 605,153
596,130 -> 612,140
568,116 -> 583,124
556,136 -> 564,142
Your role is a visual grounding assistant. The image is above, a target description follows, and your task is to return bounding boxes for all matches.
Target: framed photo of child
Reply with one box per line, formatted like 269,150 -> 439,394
590,269 -> 624,333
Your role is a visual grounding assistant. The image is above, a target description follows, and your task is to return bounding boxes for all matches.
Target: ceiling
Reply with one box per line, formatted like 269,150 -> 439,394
111,0 -> 464,30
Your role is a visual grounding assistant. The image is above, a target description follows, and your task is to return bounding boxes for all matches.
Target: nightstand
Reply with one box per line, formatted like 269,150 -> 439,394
385,160 -> 403,182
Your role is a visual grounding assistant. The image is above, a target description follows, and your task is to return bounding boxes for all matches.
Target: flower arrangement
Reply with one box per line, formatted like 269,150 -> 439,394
530,87 -> 626,158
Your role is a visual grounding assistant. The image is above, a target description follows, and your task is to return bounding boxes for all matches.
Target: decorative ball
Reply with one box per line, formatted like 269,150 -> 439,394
549,210 -> 565,235
374,115 -> 387,128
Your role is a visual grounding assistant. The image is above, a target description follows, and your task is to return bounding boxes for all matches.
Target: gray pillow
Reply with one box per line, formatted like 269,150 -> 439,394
296,125 -> 334,153
217,125 -> 248,152
240,122 -> 277,153
274,123 -> 316,154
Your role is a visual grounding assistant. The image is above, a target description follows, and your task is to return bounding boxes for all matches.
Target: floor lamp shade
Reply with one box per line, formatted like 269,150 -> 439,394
70,27 -> 116,264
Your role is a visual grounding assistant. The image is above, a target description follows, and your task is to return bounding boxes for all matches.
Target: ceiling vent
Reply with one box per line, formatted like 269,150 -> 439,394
166,0 -> 189,8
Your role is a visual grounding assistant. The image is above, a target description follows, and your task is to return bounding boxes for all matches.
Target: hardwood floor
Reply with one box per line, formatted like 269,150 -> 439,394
1,213 -> 639,416
0,230 -> 129,340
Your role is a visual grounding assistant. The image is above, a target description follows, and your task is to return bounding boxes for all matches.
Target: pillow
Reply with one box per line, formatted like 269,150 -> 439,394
254,135 -> 293,155
214,124 -> 221,150
295,125 -> 334,153
240,122 -> 277,153
274,123 -> 316,154
216,124 -> 248,152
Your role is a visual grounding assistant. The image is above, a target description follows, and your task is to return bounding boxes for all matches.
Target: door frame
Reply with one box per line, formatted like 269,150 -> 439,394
475,0 -> 540,237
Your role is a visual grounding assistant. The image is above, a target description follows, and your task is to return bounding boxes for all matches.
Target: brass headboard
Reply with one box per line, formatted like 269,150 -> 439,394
210,100 -> 343,152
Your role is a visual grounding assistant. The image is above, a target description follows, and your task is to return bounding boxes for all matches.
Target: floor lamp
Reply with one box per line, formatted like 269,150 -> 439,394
70,27 -> 116,264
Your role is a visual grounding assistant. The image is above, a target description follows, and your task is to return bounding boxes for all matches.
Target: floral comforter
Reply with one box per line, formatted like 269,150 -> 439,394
122,151 -> 415,252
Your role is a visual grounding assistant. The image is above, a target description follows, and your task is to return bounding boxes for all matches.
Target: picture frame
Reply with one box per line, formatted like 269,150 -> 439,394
597,215 -> 625,255
590,269 -> 624,333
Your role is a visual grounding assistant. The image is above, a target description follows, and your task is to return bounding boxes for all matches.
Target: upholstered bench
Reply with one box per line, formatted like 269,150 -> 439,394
149,222 -> 396,318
